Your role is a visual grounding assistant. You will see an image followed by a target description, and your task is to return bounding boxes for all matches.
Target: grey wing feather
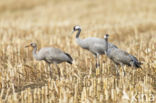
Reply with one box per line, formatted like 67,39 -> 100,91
129,55 -> 142,68
107,48 -> 131,65
83,37 -> 117,54
64,53 -> 73,64
90,43 -> 105,55
84,37 -> 117,48
38,47 -> 72,64
107,48 -> 142,68
108,43 -> 118,48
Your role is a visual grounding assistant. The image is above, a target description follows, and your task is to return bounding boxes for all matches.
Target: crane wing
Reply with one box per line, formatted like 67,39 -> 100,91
38,47 -> 72,64
108,48 -> 132,65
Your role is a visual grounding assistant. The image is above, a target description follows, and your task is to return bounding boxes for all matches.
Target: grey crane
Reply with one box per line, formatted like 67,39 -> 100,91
104,34 -> 142,75
25,43 -> 73,79
71,25 -> 117,68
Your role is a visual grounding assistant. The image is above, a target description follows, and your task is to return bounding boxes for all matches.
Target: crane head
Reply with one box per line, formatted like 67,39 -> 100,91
25,43 -> 37,48
73,25 -> 81,30
71,25 -> 81,34
104,34 -> 109,39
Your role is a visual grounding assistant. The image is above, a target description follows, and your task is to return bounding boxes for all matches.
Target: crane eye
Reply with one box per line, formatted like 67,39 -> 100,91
73,27 -> 76,31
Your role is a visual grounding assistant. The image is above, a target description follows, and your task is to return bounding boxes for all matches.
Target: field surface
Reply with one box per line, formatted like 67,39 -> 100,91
0,0 -> 156,103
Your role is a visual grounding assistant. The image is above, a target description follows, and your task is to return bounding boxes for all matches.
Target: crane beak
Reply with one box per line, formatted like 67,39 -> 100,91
25,44 -> 31,48
71,30 -> 74,34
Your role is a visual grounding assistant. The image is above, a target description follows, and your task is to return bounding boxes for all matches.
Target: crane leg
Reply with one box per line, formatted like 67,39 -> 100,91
48,64 -> 53,79
130,61 -> 135,84
120,63 -> 126,76
95,54 -> 100,68
55,64 -> 61,80
115,64 -> 119,76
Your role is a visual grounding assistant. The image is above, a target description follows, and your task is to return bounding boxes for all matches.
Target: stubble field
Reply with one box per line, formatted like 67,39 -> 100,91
0,0 -> 156,103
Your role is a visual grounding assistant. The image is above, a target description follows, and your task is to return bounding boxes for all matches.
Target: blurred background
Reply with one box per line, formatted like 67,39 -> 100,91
0,0 -> 156,102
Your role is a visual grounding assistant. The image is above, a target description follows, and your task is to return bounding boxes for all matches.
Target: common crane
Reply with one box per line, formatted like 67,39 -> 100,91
72,25 -> 117,68
104,34 -> 142,75
25,43 -> 73,79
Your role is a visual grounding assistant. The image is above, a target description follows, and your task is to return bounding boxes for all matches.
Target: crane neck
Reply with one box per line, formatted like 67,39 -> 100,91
76,29 -> 81,38
104,38 -> 108,55
32,47 -> 39,60
75,29 -> 88,49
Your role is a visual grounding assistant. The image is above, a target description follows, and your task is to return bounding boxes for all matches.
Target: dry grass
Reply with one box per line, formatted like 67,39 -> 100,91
0,0 -> 156,103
